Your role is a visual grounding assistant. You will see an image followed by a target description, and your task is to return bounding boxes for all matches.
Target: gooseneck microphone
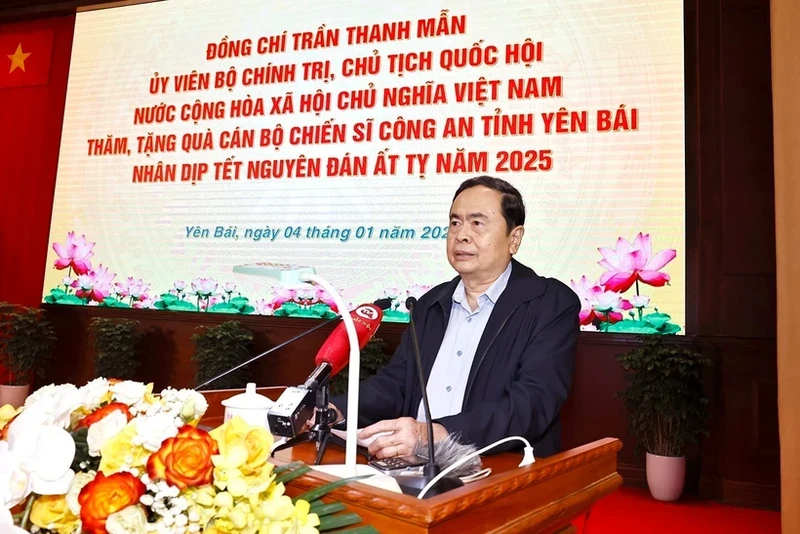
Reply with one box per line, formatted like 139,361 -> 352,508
195,298 -> 391,391
395,297 -> 463,498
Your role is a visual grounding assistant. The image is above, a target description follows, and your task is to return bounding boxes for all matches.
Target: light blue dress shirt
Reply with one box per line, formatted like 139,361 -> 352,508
417,261 -> 512,421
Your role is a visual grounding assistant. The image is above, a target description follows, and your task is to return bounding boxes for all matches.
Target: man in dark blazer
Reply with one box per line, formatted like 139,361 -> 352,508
331,176 -> 580,459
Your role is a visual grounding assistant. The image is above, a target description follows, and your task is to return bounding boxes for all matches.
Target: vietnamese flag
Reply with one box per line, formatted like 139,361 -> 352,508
0,15 -> 74,385
0,29 -> 54,89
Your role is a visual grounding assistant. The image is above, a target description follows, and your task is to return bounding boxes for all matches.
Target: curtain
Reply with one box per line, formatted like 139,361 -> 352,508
0,14 -> 75,381
771,0 -> 800,529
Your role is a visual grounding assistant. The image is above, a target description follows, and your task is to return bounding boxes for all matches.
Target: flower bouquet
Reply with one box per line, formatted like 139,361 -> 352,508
0,379 -> 373,534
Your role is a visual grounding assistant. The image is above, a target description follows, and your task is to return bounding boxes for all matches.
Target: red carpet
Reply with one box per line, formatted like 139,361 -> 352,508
572,487 -> 781,533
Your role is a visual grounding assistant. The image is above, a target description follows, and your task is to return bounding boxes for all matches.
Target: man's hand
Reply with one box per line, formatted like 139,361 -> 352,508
359,417 -> 448,459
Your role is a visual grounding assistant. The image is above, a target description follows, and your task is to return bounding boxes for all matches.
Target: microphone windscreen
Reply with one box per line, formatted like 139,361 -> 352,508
414,433 -> 483,477
314,304 -> 383,376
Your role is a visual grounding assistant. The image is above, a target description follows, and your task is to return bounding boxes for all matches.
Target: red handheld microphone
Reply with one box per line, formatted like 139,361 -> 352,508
313,303 -> 384,377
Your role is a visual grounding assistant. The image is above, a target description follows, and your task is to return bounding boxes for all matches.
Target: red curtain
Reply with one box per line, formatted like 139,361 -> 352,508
0,15 -> 76,381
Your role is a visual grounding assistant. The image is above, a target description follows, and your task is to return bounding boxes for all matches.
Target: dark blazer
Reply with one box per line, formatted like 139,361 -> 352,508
331,259 -> 581,457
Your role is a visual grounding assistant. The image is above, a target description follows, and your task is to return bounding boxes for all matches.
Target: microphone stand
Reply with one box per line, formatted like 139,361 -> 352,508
395,297 -> 463,498
270,382 -> 349,464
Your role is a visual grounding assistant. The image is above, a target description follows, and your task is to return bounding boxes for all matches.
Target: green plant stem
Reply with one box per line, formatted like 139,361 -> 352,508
635,279 -> 640,297
20,493 -> 35,529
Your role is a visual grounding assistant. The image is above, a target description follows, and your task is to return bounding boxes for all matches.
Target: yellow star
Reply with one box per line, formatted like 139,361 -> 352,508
7,43 -> 31,74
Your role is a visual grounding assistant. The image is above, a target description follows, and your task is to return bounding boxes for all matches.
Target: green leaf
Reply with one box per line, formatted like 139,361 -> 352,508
166,300 -> 197,312
159,293 -> 178,305
310,502 -> 347,517
318,513 -> 363,531
307,303 -> 338,319
274,461 -> 304,474
239,305 -> 256,315
606,320 -> 658,334
99,298 -> 131,308
207,303 -> 241,314
273,302 -> 301,316
274,302 -> 336,319
274,465 -> 311,485
55,294 -> 86,306
293,475 -> 374,504
382,309 -> 410,323
49,288 -> 66,299
229,296 -> 250,308
657,322 -> 682,335
642,312 -> 671,329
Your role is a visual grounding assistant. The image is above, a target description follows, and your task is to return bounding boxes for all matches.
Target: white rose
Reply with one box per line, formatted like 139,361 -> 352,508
179,392 -> 208,422
78,377 -> 110,410
132,414 -> 179,452
22,384 -> 81,429
0,442 -> 30,509
66,471 -> 96,516
106,505 -> 148,534
111,381 -> 148,406
87,409 -> 128,456
0,505 -> 30,533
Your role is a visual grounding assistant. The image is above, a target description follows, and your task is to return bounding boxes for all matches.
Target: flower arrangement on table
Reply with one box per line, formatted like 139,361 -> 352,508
0,379 -> 372,534
570,233 -> 681,334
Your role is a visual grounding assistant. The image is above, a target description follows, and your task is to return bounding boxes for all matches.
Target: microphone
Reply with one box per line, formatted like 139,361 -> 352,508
268,303 -> 384,439
195,298 -> 390,390
395,296 -> 464,498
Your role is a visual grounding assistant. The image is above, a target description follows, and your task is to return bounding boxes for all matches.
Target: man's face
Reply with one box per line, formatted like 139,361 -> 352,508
447,186 -> 523,280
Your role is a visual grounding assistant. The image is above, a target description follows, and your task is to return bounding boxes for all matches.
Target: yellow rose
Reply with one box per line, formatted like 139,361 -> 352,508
30,494 -> 80,534
0,404 -> 20,430
209,416 -> 274,495
99,422 -> 149,475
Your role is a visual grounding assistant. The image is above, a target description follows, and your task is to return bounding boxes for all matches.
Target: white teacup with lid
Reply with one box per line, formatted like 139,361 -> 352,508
221,383 -> 274,431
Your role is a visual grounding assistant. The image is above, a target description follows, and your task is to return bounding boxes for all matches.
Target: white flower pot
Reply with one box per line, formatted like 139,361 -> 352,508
645,452 -> 686,502
0,384 -> 30,409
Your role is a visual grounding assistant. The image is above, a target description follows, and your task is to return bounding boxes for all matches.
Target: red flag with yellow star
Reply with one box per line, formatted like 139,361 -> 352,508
0,30 -> 54,89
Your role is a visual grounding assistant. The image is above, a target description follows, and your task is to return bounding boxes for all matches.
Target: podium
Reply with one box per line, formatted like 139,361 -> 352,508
202,388 -> 622,534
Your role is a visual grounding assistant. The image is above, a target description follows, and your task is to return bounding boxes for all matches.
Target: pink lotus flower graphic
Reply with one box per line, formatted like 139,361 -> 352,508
254,299 -> 275,315
598,233 -> 676,292
590,289 -> 633,324
570,276 -> 603,326
114,277 -> 150,300
270,287 -> 296,309
570,232 -> 680,334
52,232 -> 95,275
73,264 -> 116,302
316,288 -> 339,313
191,277 -> 218,297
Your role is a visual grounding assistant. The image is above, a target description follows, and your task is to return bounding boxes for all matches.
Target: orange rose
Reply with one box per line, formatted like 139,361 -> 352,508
147,425 -> 217,490
76,402 -> 133,429
78,472 -> 145,534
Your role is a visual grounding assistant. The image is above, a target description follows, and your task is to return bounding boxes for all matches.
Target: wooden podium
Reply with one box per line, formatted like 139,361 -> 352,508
202,388 -> 622,534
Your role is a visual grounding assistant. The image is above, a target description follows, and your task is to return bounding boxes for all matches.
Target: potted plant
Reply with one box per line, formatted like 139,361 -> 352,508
330,337 -> 391,395
89,317 -> 143,380
616,335 -> 711,501
191,320 -> 254,389
0,305 -> 57,407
